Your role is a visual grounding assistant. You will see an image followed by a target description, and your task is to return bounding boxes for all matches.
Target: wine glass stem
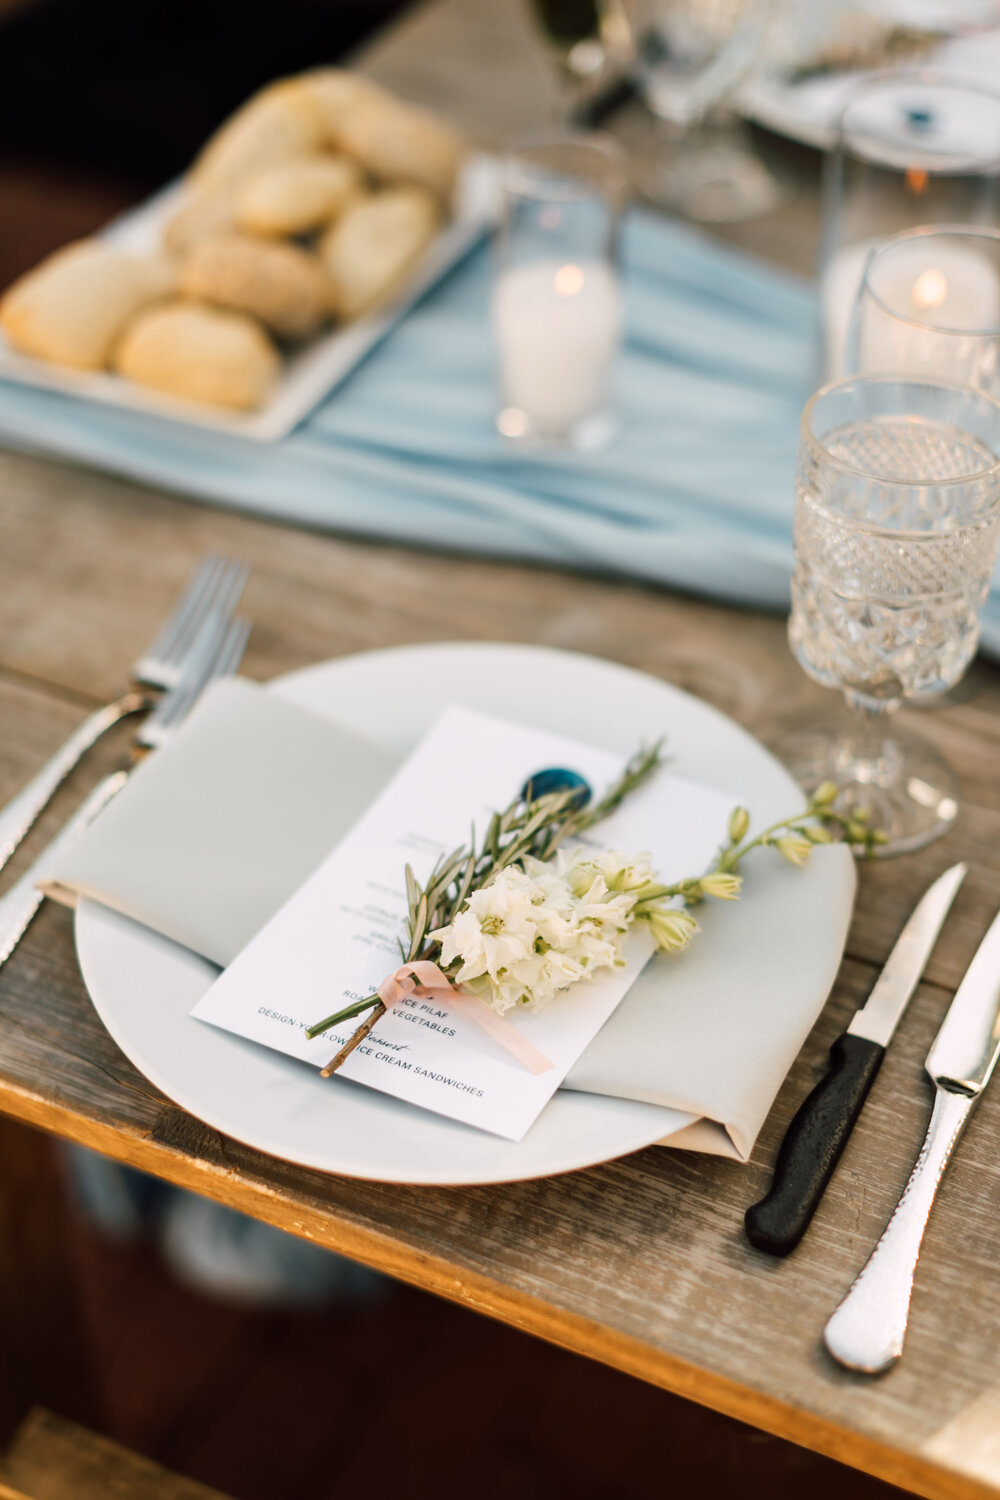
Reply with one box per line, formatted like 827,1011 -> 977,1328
842,688 -> 901,785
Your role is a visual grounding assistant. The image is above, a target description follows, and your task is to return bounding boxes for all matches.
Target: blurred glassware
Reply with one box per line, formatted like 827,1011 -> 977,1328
847,224 -> 1000,395
492,130 -> 625,450
819,71 -> 1000,378
783,374 -> 1000,855
624,0 -> 781,221
526,0 -> 635,113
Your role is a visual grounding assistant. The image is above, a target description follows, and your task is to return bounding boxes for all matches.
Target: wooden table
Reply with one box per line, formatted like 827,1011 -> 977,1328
2,2 -> 1000,1496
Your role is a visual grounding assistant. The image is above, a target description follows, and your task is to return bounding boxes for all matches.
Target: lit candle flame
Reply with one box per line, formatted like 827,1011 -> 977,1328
554,263 -> 585,297
905,166 -> 929,195
913,268 -> 948,310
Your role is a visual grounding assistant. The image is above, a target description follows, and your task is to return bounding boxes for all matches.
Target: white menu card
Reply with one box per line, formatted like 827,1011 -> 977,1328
193,706 -> 735,1140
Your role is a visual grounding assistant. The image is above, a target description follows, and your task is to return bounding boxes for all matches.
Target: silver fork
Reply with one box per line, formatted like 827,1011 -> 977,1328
0,555 -> 248,875
0,613 -> 251,969
137,615 -> 252,753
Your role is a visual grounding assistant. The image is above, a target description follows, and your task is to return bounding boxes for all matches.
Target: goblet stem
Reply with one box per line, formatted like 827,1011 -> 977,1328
773,692 -> 958,858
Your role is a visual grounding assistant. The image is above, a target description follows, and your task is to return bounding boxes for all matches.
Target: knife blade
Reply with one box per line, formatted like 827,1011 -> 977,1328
0,772 -> 126,968
745,863 -> 967,1257
825,902 -> 1000,1373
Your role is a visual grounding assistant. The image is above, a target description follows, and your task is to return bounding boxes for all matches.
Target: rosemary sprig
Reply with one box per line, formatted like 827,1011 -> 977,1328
307,761 -> 884,1080
306,742 -> 665,1068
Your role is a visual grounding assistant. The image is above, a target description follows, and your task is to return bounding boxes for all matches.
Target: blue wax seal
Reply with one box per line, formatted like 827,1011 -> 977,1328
905,104 -> 934,131
521,767 -> 592,811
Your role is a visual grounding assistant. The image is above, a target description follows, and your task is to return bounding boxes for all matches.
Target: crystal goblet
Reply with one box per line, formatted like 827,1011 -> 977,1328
784,375 -> 1000,856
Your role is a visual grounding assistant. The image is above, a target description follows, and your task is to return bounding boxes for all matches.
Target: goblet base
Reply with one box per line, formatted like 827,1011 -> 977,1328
772,712 -> 959,858
635,119 -> 784,223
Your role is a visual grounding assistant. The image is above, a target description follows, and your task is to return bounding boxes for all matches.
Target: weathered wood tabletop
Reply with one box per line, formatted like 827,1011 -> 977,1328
2,2 -> 1000,1497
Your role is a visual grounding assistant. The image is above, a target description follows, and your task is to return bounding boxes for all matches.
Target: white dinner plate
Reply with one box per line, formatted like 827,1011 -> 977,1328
739,21 -> 1000,151
0,155 -> 500,443
74,643 -> 854,1185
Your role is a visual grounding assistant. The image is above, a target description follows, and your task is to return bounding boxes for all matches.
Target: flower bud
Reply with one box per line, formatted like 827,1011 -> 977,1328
728,806 -> 750,843
812,781 -> 838,807
846,820 -> 869,844
698,872 -> 743,900
804,824 -> 835,844
645,906 -> 699,953
776,835 -> 812,868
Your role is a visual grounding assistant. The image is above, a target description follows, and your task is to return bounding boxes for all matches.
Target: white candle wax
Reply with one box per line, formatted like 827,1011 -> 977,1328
492,258 -> 622,439
822,238 -> 1000,381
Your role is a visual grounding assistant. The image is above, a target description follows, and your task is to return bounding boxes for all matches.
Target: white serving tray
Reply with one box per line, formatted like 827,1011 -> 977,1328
0,154 -> 501,443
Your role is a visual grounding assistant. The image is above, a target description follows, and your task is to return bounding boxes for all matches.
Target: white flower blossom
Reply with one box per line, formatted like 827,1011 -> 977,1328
430,856 -> 637,1015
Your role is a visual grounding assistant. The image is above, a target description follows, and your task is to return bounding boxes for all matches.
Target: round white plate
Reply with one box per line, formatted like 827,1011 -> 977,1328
75,643 -> 853,1185
739,23 -> 1000,152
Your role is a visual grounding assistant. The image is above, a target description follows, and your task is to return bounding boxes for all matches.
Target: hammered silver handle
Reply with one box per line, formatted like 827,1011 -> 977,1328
0,771 -> 128,968
0,691 -> 146,876
823,1086 -> 973,1374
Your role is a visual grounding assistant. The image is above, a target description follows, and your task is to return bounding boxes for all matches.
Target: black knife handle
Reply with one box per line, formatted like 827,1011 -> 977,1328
744,1033 -> 885,1257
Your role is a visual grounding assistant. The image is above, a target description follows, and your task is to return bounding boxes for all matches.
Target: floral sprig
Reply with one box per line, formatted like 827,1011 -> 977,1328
307,759 -> 882,1076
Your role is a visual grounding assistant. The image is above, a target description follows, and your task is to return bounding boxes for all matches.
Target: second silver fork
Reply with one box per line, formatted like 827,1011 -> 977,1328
0,555 -> 247,875
0,613 -> 251,970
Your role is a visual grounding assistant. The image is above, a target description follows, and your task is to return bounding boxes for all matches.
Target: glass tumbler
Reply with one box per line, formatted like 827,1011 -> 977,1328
493,131 -> 625,451
785,376 -> 1000,855
847,224 -> 1000,396
820,72 -> 1000,379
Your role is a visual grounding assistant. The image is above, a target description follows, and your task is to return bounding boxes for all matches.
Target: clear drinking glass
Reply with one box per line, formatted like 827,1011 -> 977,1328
624,0 -> 779,222
493,131 -> 625,450
820,72 -> 1000,379
526,0 -> 634,106
785,376 -> 1000,855
847,225 -> 1000,396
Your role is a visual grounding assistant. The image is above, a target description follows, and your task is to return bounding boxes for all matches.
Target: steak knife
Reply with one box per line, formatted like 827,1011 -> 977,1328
825,901 -> 1000,1372
745,863 -> 967,1257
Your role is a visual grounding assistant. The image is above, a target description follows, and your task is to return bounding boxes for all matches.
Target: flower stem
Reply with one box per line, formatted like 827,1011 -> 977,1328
305,994 -> 379,1039
319,1001 -> 387,1078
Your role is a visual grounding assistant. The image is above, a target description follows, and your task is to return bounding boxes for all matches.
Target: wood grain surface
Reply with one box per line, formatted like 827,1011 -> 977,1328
2,1409 -> 232,1499
0,2 -> 999,1498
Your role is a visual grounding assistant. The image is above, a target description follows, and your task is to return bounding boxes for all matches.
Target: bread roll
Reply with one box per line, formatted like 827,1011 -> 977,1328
190,77 -> 327,194
178,233 -> 330,340
320,186 -> 439,321
330,89 -> 464,200
163,182 -> 241,257
0,240 -> 173,370
297,68 -> 388,147
114,302 -> 279,410
235,154 -> 363,237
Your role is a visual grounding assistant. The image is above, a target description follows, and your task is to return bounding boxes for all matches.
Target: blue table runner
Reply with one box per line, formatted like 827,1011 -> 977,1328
3,209 -> 999,654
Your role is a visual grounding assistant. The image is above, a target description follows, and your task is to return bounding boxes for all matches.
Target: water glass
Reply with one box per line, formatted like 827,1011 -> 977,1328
625,0 -> 779,222
820,72 -> 1000,378
786,376 -> 1000,854
493,131 -> 625,450
847,225 -> 1000,396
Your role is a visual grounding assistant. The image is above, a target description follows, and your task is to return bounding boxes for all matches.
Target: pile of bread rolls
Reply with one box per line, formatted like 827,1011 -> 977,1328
0,70 -> 465,412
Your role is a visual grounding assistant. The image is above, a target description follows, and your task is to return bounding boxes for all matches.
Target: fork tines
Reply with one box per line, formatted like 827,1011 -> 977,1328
136,615 -> 251,753
133,555 -> 249,690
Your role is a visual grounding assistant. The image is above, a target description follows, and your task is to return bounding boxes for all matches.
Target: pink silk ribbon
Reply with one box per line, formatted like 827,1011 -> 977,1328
376,961 -> 554,1075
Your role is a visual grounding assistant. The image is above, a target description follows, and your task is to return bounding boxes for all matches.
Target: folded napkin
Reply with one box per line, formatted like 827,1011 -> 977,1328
46,677 -> 854,1161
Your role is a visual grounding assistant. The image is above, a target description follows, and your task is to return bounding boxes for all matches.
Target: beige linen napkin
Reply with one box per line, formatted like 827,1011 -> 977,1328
45,677 -> 854,1160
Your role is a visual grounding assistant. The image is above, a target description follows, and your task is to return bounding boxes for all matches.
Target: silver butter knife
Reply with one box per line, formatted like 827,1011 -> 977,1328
0,772 -> 127,968
824,901 -> 1000,1373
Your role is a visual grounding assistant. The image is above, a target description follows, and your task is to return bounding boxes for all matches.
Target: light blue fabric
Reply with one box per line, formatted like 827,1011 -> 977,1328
3,209 -> 1000,653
